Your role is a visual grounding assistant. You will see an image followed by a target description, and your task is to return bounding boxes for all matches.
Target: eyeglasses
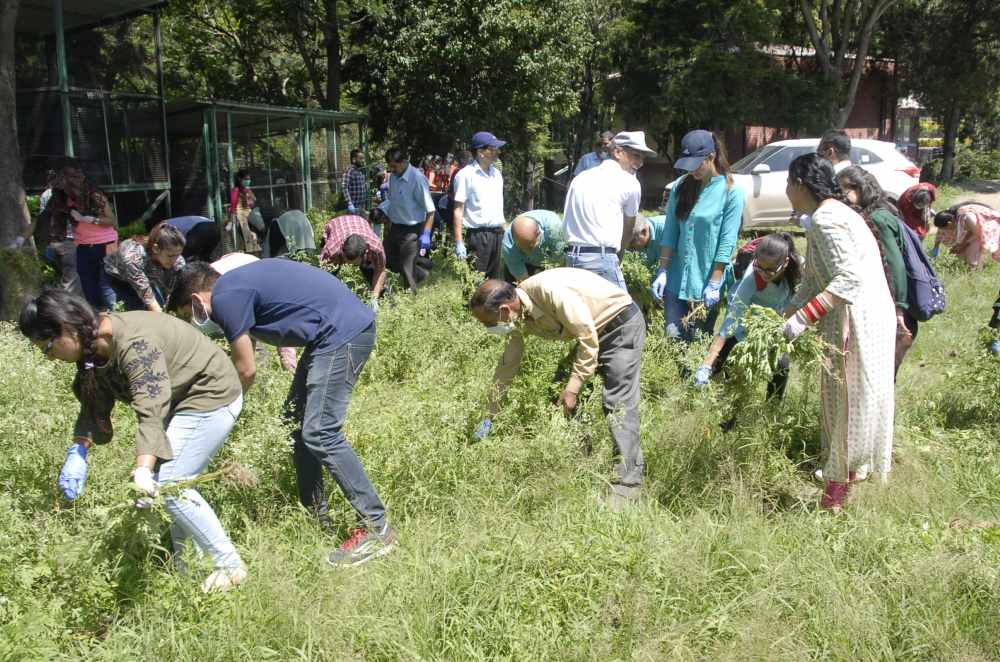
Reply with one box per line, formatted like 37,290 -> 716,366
40,339 -> 55,357
755,259 -> 787,277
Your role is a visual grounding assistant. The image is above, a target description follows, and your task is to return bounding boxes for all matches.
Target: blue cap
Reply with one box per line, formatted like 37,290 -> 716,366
471,131 -> 507,150
674,130 -> 716,171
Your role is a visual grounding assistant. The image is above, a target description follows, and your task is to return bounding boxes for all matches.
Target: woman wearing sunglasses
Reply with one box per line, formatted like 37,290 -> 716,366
693,232 -> 802,400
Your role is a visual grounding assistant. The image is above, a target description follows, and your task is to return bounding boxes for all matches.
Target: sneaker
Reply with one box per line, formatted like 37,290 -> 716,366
814,464 -> 869,483
327,523 -> 396,568
201,563 -> 248,594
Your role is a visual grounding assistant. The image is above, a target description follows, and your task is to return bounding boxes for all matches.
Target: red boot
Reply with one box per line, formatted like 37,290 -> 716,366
820,480 -> 851,511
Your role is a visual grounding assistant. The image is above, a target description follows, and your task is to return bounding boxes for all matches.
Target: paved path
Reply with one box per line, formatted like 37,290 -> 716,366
958,180 -> 1000,208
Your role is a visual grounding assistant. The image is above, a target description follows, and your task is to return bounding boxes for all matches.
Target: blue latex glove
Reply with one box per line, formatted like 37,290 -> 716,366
650,268 -> 668,302
455,242 -> 468,260
991,338 -> 1000,355
347,203 -> 356,213
693,365 -> 712,388
703,280 -> 722,307
59,442 -> 89,500
930,246 -> 940,258
473,418 -> 492,441
419,230 -> 432,255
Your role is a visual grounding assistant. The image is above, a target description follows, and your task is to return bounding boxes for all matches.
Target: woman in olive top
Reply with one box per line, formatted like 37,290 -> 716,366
837,167 -> 914,375
19,289 -> 246,593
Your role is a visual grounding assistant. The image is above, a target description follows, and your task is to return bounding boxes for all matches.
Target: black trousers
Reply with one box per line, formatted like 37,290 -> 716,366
385,222 -> 430,292
467,227 -> 503,279
503,262 -> 544,284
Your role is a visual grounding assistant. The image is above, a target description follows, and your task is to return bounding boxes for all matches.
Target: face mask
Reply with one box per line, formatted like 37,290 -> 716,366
241,179 -> 251,187
797,214 -> 813,231
486,322 -> 515,336
192,299 -> 223,338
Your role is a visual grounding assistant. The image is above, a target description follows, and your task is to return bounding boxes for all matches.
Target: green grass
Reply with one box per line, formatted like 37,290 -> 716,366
2,249 -> 1000,660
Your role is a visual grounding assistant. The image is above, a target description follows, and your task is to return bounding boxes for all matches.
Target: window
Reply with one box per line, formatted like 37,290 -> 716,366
764,146 -> 815,172
850,148 -> 883,165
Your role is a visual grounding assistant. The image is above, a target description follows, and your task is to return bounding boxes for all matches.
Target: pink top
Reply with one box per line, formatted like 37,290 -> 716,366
73,218 -> 118,245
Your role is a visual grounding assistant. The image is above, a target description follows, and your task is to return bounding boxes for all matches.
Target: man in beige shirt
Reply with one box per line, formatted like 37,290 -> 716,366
469,268 -> 647,497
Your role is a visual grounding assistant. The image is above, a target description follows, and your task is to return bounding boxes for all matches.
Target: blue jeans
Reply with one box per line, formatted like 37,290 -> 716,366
565,249 -> 627,291
76,243 -> 117,311
154,394 -> 244,570
283,323 -> 386,529
664,290 -> 719,342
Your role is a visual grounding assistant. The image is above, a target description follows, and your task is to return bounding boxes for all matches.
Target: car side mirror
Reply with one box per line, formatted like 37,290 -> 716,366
751,163 -> 771,174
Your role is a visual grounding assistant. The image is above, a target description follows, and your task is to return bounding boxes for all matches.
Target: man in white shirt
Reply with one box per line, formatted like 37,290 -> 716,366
573,130 -> 615,177
383,147 -> 436,292
562,131 -> 656,290
817,129 -> 852,173
452,131 -> 506,278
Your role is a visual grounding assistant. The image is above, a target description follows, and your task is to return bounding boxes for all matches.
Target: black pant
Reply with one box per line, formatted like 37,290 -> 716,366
990,289 -> 1000,329
385,222 -> 430,292
467,227 -> 503,279
182,222 -> 222,262
715,336 -> 789,400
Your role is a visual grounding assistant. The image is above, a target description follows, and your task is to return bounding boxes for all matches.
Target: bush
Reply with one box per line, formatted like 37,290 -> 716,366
0,249 -> 43,321
923,144 -> 1000,182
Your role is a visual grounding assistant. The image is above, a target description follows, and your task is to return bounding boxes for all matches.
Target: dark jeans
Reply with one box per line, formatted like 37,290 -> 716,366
183,222 -> 222,262
43,240 -> 83,296
597,306 -> 647,486
282,323 -> 386,529
466,227 -> 503,279
108,275 -> 165,311
715,336 -> 789,400
385,222 -> 430,292
76,243 -> 116,311
664,291 -> 720,343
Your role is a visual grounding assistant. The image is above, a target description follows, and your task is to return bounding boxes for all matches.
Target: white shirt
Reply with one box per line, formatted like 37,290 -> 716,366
453,161 -> 504,229
562,159 -> 641,250
833,159 -> 852,174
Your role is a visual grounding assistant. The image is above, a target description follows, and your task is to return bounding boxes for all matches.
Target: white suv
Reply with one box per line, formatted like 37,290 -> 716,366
667,138 -> 921,228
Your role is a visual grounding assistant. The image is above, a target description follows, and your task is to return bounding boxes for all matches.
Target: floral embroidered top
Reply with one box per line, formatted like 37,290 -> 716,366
72,312 -> 242,459
103,239 -> 186,308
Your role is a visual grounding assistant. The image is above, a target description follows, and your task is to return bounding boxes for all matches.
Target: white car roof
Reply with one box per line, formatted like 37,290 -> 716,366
767,137 -> 897,149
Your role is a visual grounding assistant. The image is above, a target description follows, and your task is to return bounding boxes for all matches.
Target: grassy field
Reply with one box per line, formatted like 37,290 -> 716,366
2,238 -> 1000,660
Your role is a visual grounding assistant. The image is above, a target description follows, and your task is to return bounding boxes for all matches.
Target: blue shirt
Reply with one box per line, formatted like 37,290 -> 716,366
501,210 -> 565,279
638,215 -> 667,269
386,164 -> 435,226
661,175 -> 744,301
166,216 -> 213,235
573,151 -> 605,176
210,258 -> 373,351
718,267 -> 794,340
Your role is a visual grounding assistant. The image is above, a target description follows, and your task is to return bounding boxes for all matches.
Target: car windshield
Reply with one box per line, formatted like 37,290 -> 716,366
731,145 -> 782,174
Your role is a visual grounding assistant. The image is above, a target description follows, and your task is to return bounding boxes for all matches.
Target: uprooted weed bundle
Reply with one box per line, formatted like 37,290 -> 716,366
726,305 -> 835,399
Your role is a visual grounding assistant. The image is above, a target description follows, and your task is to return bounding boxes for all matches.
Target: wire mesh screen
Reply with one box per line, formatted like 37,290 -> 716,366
169,131 -> 210,217
224,112 -> 306,212
16,91 -> 64,189
66,15 -> 157,95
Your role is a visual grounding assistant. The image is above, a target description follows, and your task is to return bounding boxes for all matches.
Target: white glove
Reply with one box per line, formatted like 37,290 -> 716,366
783,315 -> 809,340
650,268 -> 668,302
455,242 -> 468,260
132,466 -> 159,498
369,298 -> 380,313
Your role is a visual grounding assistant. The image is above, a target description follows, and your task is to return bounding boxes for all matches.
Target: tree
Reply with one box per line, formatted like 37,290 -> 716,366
348,0 -> 590,208
895,0 -> 1000,179
797,0 -> 899,129
0,0 -> 30,250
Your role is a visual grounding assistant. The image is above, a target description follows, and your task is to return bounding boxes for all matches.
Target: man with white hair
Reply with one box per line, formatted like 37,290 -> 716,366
562,130 -> 656,290
627,214 -> 667,270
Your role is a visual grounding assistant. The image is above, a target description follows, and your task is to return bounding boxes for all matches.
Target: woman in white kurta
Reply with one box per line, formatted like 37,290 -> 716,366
783,153 -> 896,510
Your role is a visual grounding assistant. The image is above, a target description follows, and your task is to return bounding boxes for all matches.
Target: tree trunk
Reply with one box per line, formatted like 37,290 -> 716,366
939,100 -> 962,181
0,0 -> 30,249
324,0 -> 341,110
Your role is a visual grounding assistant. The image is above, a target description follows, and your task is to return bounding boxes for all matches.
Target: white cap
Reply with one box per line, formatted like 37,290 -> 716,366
611,131 -> 657,157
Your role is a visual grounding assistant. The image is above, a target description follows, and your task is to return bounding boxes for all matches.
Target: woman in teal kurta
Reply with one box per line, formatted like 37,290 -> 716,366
651,130 -> 744,342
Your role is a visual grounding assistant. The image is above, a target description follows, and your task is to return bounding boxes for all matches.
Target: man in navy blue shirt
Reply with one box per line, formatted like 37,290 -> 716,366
172,258 -> 395,566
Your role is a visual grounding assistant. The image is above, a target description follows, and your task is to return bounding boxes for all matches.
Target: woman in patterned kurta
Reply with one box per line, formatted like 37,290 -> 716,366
931,203 -> 1000,269
783,154 -> 896,510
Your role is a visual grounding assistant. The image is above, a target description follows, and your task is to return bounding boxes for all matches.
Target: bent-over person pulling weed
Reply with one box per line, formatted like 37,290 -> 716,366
782,153 -> 896,511
694,233 -> 801,407
468,269 -> 646,502
171,259 -> 396,567
19,289 -> 248,593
